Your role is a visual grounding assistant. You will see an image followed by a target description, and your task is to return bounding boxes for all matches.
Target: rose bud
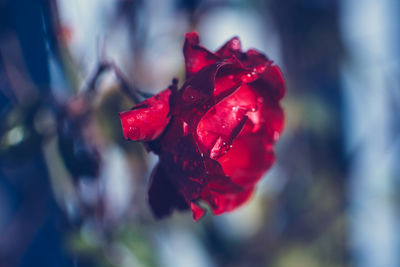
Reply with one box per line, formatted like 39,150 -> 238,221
119,32 -> 285,221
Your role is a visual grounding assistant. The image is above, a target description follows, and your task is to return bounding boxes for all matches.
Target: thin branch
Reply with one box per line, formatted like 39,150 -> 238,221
85,61 -> 149,104
107,62 -> 142,103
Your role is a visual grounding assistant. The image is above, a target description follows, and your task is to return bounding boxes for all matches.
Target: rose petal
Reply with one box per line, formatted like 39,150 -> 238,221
119,89 -> 171,141
157,133 -> 207,201
260,100 -> 284,142
216,36 -> 242,58
218,133 -> 275,188
196,83 -> 258,157
243,49 -> 270,68
196,102 -> 248,158
173,61 -> 246,130
241,84 -> 285,141
148,163 -> 189,219
184,32 -> 220,78
201,186 -> 254,215
190,201 -> 205,221
253,64 -> 286,101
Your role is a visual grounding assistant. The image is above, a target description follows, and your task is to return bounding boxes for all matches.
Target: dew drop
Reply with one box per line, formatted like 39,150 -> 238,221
241,72 -> 257,83
127,126 -> 140,140
253,64 -> 266,73
182,86 -> 207,102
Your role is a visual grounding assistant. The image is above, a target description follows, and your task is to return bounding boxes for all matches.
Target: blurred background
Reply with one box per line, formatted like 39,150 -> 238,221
0,0 -> 399,266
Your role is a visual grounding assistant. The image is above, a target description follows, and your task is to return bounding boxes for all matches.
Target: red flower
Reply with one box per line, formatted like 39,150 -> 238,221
119,32 -> 285,221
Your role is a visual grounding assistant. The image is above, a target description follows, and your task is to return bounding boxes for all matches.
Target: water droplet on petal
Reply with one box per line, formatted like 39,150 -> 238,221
241,72 -> 258,83
182,86 -> 207,102
253,64 -> 266,74
127,126 -> 140,140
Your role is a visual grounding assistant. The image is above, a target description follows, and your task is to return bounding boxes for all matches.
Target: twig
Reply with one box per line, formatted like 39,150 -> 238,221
85,61 -> 148,104
107,61 -> 142,103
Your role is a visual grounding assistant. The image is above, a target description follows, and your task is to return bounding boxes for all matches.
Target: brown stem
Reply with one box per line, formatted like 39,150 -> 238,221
85,61 -> 148,104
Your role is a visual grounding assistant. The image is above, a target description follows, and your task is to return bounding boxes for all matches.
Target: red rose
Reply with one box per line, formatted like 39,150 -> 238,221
119,32 -> 285,221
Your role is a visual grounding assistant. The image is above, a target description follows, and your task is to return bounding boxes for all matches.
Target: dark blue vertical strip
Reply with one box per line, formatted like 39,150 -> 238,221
6,0 -> 50,95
